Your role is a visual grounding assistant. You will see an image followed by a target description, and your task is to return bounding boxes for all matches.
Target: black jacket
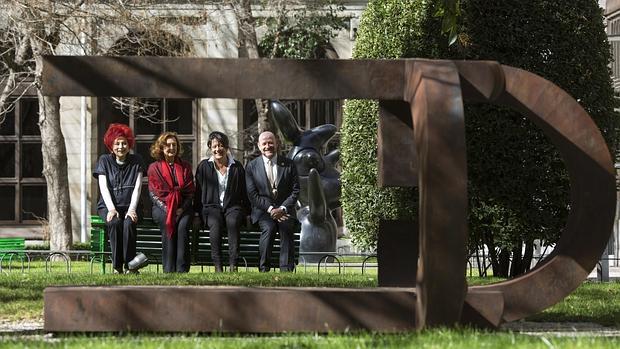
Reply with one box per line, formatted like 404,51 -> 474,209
194,158 -> 249,214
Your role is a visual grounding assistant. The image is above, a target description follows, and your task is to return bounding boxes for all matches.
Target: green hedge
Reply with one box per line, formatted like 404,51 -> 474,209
340,0 -> 430,250
342,0 -> 619,268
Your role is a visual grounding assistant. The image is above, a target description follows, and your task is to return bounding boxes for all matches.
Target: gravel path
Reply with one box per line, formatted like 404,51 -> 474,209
0,319 -> 44,334
1,319 -> 619,337
501,321 -> 620,337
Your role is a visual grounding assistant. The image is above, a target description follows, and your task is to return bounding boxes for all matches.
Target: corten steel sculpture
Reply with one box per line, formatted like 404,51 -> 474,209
270,100 -> 340,263
41,56 -> 615,331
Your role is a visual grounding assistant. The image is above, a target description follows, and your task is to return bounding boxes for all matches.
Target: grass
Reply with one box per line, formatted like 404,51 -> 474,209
530,281 -> 620,326
2,263 -> 620,348
1,330 -> 620,348
2,262 -> 620,326
0,261 -> 377,322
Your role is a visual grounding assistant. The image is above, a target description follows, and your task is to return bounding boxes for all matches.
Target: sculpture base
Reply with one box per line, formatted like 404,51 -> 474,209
44,286 -> 417,332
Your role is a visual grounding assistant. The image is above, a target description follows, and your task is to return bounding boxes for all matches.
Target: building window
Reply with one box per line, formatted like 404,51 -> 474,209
0,98 -> 47,223
98,97 -> 197,218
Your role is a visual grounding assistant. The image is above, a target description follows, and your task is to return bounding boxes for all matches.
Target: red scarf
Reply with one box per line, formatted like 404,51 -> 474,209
149,160 -> 195,238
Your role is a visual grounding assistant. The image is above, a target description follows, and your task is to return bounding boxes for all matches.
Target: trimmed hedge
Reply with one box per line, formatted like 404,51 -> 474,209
341,0 -> 429,250
342,0 -> 619,270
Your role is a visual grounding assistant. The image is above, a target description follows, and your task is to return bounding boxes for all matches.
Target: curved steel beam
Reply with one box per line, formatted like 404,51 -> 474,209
456,62 -> 616,323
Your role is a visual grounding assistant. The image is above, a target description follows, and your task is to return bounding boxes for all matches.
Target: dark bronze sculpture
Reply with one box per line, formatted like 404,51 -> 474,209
269,100 -> 340,262
42,57 -> 615,331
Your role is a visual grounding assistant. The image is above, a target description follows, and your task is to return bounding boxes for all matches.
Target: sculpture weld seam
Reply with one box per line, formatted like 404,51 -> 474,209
270,100 -> 340,264
40,57 -> 615,331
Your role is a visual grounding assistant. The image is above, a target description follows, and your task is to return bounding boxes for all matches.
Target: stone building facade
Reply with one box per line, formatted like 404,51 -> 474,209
0,1 -> 368,242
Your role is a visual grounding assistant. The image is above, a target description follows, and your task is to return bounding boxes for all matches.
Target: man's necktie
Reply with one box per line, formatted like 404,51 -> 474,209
267,159 -> 277,197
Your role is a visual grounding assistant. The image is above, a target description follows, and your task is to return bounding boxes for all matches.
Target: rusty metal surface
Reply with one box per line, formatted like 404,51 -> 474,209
41,57 -> 616,331
461,290 -> 504,328
404,60 -> 469,328
461,64 -> 616,323
44,286 -> 416,332
377,100 -> 418,187
42,56 -> 405,99
378,220 -> 418,287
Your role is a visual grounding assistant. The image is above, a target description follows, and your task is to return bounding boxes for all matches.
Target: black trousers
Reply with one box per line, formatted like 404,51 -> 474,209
152,206 -> 191,273
204,207 -> 244,268
257,212 -> 297,272
98,208 -> 137,272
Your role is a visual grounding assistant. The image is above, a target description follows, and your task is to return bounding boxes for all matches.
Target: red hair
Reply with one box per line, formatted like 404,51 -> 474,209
103,123 -> 135,151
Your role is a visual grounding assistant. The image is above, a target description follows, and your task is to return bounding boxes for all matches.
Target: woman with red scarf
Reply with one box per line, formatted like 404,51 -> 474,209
148,132 -> 195,273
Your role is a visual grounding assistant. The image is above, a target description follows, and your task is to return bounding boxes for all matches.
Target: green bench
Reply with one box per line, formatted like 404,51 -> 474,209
0,238 -> 26,258
0,238 -> 26,271
90,216 -> 300,273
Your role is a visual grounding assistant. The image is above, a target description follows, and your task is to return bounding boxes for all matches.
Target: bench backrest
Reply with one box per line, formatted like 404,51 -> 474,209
0,238 -> 26,258
91,216 -> 162,261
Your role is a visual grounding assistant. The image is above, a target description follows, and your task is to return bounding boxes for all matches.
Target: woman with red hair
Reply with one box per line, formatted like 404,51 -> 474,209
147,132 -> 195,273
93,123 -> 146,274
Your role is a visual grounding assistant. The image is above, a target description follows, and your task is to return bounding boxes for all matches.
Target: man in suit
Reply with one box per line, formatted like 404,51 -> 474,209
246,131 -> 300,272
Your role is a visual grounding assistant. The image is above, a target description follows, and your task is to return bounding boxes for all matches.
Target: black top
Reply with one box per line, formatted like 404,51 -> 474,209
93,153 -> 146,211
194,158 -> 249,213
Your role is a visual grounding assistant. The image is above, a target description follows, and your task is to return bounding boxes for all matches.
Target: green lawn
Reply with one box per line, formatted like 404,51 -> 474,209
2,263 -> 620,348
0,262 -> 376,322
1,330 -> 620,349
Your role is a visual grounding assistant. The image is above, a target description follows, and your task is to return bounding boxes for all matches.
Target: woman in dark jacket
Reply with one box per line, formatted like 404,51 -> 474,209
148,132 -> 195,273
94,123 -> 145,274
195,131 -> 249,272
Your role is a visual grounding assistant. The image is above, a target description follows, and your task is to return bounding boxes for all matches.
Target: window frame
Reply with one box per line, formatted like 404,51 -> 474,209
0,97 -> 47,224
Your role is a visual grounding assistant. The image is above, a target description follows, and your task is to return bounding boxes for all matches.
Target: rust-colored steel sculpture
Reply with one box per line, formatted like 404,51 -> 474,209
45,286 -> 417,332
41,56 -> 615,331
458,61 -> 615,325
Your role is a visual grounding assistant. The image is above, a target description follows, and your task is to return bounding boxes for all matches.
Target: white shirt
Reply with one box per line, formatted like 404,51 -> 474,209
208,153 -> 235,207
262,155 -> 278,188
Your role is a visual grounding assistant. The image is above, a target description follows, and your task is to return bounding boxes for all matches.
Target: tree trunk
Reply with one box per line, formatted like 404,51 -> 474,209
37,93 -> 73,251
232,0 -> 271,133
522,239 -> 534,273
496,249 -> 510,278
31,29 -> 73,250
509,244 -> 522,277
484,231 -> 501,277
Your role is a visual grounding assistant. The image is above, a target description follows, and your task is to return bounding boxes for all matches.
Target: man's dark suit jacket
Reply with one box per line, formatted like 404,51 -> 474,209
245,154 -> 300,224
